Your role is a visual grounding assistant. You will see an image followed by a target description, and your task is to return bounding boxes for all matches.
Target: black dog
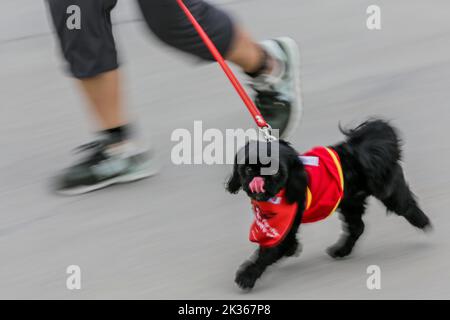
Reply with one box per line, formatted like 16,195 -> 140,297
227,119 -> 431,290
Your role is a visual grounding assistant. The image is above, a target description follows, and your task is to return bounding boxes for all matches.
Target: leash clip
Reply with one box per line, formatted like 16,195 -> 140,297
259,125 -> 277,142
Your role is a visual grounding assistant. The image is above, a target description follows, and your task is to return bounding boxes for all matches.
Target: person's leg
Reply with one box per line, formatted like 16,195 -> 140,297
137,0 -> 302,138
225,27 -> 266,74
47,0 -> 156,195
47,0 -> 126,131
77,70 -> 127,130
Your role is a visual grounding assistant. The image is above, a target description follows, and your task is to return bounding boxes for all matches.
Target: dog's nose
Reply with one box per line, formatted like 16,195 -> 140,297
249,177 -> 265,193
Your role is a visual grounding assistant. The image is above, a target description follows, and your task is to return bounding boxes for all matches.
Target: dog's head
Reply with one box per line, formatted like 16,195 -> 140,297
226,140 -> 307,203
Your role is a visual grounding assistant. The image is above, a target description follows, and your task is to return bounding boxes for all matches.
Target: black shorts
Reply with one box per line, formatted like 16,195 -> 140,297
47,0 -> 235,78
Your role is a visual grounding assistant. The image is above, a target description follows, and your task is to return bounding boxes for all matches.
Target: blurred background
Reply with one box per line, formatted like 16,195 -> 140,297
0,0 -> 449,299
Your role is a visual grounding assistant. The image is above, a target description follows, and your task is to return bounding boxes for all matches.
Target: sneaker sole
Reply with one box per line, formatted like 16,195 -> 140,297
275,37 -> 303,139
56,165 -> 159,196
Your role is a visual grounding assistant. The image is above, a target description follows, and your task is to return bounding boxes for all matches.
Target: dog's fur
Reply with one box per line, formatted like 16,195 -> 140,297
227,119 -> 431,290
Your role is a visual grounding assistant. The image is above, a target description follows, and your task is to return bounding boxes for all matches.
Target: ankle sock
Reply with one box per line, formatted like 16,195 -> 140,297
102,125 -> 130,144
246,49 -> 270,78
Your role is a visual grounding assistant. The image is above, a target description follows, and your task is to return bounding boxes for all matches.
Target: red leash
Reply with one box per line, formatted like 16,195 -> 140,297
176,0 -> 272,134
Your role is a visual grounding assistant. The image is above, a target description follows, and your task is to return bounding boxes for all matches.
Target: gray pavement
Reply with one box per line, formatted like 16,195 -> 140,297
0,0 -> 449,299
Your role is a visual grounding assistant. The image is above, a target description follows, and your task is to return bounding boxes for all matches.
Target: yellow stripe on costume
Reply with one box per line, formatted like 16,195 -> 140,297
325,147 -> 344,218
328,198 -> 342,218
325,147 -> 344,192
305,187 -> 312,210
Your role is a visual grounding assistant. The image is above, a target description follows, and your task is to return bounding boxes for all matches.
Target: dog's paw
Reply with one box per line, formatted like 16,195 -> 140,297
422,222 -> 433,233
326,244 -> 353,259
284,241 -> 302,257
235,264 -> 261,290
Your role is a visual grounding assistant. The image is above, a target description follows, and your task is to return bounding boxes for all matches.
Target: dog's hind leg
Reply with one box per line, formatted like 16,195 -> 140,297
377,164 -> 431,230
327,196 -> 367,259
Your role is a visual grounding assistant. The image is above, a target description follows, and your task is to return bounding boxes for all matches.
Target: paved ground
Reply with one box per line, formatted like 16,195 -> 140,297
1,0 -> 449,299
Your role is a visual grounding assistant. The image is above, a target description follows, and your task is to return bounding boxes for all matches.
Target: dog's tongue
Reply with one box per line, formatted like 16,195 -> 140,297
249,177 -> 265,193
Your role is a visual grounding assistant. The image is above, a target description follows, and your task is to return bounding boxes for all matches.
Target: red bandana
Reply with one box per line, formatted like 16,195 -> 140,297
249,147 -> 344,247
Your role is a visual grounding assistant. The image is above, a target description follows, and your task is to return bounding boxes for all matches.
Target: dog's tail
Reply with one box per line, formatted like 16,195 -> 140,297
340,118 -> 402,198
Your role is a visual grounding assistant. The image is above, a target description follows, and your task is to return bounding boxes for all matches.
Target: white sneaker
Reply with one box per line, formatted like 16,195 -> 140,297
54,139 -> 158,196
250,37 -> 303,139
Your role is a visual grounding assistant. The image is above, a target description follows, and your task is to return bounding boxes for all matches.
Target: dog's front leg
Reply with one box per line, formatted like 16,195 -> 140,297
235,212 -> 304,290
235,246 -> 284,290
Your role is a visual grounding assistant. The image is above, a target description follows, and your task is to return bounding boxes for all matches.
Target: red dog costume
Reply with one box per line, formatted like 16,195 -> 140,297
249,147 -> 344,247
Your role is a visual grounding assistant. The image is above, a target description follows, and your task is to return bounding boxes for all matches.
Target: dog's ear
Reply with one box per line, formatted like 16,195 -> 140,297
285,155 -> 307,204
226,162 -> 242,194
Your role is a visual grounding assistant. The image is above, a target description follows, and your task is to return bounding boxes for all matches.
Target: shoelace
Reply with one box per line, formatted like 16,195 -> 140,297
249,76 -> 278,93
73,140 -> 106,154
70,140 -> 114,167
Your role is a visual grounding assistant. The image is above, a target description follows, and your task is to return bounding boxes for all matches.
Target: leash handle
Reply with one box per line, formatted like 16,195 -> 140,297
176,0 -> 269,129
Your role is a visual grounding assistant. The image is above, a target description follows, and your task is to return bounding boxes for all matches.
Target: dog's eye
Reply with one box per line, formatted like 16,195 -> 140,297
245,167 -> 253,175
